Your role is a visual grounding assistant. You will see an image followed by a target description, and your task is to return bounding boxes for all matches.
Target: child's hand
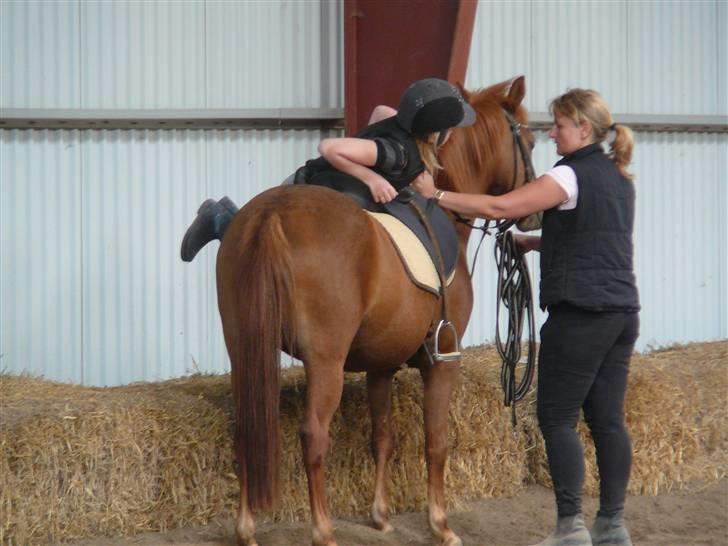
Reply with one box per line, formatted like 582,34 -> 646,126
367,176 -> 399,203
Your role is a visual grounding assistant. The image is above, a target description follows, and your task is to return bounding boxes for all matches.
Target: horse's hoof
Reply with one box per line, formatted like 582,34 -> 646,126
442,536 -> 463,546
312,528 -> 338,546
372,503 -> 394,533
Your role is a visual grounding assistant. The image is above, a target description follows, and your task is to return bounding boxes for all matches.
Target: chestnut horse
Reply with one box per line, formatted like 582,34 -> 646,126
215,76 -> 534,546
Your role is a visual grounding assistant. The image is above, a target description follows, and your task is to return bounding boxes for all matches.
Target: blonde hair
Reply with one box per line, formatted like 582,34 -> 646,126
416,132 -> 444,175
550,89 -> 635,181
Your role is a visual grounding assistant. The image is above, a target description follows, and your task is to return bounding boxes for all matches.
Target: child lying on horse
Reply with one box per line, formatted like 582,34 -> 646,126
180,78 -> 475,262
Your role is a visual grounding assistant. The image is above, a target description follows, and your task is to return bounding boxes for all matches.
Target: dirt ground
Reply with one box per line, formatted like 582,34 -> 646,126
65,478 -> 727,546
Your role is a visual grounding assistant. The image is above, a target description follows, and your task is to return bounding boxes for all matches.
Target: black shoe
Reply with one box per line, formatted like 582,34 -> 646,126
180,198 -> 238,262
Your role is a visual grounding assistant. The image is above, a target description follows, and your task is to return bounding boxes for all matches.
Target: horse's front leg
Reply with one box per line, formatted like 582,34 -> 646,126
366,369 -> 398,533
419,360 -> 463,546
300,361 -> 345,546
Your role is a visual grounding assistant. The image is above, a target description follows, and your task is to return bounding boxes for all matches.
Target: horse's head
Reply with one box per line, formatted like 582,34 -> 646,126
438,76 -> 540,230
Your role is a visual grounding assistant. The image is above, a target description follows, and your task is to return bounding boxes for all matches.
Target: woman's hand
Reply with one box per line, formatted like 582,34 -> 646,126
411,170 -> 436,198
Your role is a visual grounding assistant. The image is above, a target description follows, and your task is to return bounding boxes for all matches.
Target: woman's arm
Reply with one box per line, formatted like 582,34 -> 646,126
412,173 -> 568,220
318,137 -> 398,203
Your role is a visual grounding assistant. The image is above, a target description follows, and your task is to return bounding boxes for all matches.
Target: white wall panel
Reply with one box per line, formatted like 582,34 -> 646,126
720,0 -> 728,116
627,1 -> 721,115
0,128 -> 337,385
0,130 -> 83,382
530,1 -> 628,114
3,127 -> 724,385
81,0 -> 206,109
206,0 -> 342,109
467,0 -> 628,114
79,129 -> 207,385
0,0 -> 81,108
467,0 -> 724,117
465,1 -> 533,102
0,0 -> 342,110
2,0 -> 725,386
631,131 -> 727,348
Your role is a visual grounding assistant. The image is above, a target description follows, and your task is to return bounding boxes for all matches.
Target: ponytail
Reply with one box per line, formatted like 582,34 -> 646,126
551,89 -> 635,182
609,123 -> 635,181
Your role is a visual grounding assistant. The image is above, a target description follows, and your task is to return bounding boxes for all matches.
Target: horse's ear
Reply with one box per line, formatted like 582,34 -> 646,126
505,76 -> 526,111
454,81 -> 470,101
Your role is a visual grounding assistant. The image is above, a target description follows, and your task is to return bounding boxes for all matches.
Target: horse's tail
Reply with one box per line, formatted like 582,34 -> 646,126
224,211 -> 295,512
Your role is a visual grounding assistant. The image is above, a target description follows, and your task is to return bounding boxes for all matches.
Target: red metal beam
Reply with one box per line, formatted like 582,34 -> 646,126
344,0 -> 478,135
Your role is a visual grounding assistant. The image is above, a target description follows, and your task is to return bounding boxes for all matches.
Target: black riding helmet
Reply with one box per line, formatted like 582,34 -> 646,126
396,78 -> 476,137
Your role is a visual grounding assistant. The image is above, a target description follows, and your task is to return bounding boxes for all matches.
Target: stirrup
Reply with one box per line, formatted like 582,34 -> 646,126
432,320 -> 461,362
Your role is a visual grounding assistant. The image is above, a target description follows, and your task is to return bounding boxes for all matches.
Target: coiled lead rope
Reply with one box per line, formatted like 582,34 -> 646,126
494,230 -> 536,427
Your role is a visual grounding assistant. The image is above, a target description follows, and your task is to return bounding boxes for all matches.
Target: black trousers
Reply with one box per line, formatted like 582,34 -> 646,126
537,304 -> 640,518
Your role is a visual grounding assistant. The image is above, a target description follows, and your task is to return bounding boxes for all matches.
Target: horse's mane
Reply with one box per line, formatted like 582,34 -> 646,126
439,80 -> 527,194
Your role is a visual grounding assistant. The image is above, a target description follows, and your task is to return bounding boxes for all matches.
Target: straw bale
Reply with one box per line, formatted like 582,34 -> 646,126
523,342 -> 728,496
1,341 -> 725,545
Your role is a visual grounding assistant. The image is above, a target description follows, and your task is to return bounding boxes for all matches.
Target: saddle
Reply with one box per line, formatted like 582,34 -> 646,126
295,166 -> 458,294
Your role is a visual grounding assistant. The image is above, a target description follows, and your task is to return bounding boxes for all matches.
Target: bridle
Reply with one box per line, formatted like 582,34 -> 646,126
453,108 -> 536,275
452,107 -> 538,426
503,109 -> 537,188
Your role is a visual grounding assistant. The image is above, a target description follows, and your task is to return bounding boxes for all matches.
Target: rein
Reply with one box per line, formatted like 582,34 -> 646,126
451,108 -> 537,426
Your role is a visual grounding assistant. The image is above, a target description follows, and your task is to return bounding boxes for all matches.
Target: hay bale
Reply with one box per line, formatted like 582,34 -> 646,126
1,342 -> 725,545
0,375 -> 236,545
523,342 -> 728,496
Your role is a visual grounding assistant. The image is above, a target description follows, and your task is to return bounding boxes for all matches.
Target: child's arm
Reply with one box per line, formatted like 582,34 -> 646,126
319,137 -> 398,203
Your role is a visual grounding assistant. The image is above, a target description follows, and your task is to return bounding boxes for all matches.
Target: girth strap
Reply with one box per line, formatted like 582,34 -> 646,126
407,198 -> 461,364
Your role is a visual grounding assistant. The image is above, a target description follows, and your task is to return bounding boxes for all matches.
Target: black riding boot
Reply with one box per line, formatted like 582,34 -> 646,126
180,196 -> 239,262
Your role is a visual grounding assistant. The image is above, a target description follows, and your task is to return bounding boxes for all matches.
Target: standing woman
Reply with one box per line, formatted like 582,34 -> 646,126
413,88 -> 639,546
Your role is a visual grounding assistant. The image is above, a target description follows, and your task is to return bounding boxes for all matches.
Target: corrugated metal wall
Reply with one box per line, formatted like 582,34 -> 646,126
1,0 -> 342,109
0,127 -> 339,385
1,0 -> 726,385
466,0 -> 726,116
463,0 -> 728,351
0,0 -> 343,384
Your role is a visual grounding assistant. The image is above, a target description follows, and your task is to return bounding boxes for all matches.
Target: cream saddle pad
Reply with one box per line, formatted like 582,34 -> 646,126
367,211 -> 456,295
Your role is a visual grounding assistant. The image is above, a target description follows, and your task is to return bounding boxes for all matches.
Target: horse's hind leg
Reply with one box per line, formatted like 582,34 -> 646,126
235,485 -> 258,546
366,369 -> 397,533
420,361 -> 463,546
300,361 -> 345,546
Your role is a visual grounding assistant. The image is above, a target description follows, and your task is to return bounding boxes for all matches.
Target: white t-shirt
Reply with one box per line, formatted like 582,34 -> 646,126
545,165 -> 578,210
